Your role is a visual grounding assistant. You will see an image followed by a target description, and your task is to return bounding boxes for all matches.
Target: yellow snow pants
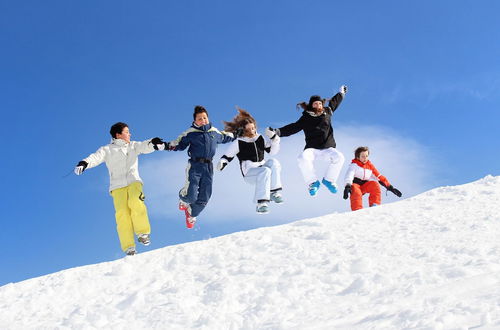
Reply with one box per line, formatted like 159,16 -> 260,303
110,182 -> 151,252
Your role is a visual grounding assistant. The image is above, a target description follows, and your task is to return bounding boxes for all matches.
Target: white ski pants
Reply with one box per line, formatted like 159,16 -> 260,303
297,147 -> 345,185
243,158 -> 282,203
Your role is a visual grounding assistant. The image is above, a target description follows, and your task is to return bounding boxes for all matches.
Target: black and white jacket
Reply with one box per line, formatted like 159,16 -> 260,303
220,134 -> 280,176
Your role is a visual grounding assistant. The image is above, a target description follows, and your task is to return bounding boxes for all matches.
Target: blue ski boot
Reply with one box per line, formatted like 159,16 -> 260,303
308,180 -> 321,196
322,178 -> 338,194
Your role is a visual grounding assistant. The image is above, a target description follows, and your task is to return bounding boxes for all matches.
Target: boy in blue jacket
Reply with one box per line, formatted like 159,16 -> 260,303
167,106 -> 235,228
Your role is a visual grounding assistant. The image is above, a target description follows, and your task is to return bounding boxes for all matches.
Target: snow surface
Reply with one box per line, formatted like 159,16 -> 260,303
1,176 -> 500,329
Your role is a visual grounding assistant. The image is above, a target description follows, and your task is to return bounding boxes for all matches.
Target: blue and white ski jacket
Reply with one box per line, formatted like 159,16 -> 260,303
170,123 -> 234,160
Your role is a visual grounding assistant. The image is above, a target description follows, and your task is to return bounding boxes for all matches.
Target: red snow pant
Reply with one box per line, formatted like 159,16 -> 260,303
350,181 -> 381,211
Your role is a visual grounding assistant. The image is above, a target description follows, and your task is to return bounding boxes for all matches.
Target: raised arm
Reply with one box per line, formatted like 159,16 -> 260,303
328,85 -> 347,113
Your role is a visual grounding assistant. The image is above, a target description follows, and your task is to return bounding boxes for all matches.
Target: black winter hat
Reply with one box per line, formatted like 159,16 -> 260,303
308,95 -> 323,107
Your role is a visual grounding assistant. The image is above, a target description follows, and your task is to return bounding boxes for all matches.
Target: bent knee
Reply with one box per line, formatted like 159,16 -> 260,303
331,151 -> 345,163
267,158 -> 281,169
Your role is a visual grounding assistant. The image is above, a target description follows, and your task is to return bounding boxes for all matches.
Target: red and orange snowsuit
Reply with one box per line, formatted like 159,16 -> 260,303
344,159 -> 391,211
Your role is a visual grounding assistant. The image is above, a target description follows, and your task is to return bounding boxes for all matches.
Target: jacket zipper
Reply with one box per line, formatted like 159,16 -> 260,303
253,141 -> 259,161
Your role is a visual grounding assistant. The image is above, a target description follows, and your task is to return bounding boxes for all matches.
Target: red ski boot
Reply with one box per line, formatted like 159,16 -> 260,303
179,200 -> 189,211
181,202 -> 196,229
184,209 -> 196,229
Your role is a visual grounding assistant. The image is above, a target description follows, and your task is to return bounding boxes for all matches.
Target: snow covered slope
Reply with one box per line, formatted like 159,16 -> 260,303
1,176 -> 500,329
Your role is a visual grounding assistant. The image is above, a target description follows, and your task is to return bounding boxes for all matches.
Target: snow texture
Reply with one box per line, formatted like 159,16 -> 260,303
1,176 -> 500,329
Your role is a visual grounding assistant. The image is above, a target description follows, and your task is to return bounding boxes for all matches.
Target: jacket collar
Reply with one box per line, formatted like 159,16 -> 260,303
192,122 -> 212,132
352,159 -> 372,167
111,138 -> 129,147
304,110 -> 325,117
239,134 -> 261,142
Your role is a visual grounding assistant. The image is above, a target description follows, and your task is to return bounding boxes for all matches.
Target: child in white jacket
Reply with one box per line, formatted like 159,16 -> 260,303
217,109 -> 283,214
343,146 -> 402,211
74,122 -> 166,255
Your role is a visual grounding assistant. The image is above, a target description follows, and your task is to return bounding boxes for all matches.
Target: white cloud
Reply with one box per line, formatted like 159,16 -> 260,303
141,124 -> 438,226
382,77 -> 498,106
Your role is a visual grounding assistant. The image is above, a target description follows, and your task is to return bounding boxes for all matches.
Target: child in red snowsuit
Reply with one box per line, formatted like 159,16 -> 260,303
343,146 -> 402,211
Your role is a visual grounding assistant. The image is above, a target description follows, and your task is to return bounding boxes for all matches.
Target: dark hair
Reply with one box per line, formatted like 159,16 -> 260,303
110,122 -> 128,138
223,107 -> 257,133
193,105 -> 208,120
296,95 -> 330,114
308,95 -> 322,107
354,146 -> 370,159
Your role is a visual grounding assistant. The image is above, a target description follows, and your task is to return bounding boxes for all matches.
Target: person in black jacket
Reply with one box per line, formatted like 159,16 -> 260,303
267,85 -> 347,197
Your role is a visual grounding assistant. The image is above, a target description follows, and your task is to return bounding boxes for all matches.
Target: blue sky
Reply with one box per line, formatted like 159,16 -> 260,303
1,0 -> 499,286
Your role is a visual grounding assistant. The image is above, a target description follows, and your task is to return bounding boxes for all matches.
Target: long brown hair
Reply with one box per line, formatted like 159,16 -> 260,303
223,107 -> 257,133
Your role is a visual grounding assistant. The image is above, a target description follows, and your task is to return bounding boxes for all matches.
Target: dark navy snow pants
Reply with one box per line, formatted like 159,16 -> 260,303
179,160 -> 213,217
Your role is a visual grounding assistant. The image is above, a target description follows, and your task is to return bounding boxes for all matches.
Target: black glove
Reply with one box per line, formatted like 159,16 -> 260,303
151,137 -> 166,150
388,185 -> 402,197
343,184 -> 351,200
74,161 -> 88,175
217,159 -> 228,171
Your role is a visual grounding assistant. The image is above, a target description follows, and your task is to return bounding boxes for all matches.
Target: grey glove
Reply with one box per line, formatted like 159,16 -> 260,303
265,127 -> 280,138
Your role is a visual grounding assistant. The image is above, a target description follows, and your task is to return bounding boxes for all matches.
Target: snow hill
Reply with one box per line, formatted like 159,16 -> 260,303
1,176 -> 500,330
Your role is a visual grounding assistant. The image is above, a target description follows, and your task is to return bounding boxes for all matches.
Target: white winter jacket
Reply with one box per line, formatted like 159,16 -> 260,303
343,159 -> 390,187
83,138 -> 155,192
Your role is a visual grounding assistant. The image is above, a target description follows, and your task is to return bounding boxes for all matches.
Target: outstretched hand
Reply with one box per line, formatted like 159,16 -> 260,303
388,185 -> 402,197
265,127 -> 277,139
217,159 -> 228,171
265,127 -> 280,138
339,85 -> 348,94
74,161 -> 88,175
151,137 -> 167,150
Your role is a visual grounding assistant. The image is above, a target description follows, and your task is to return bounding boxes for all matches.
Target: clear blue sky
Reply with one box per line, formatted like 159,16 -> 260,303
1,0 -> 499,286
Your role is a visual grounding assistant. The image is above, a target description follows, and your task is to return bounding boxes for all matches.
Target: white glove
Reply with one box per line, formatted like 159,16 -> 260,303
217,159 -> 228,171
74,166 -> 85,175
156,143 -> 165,151
265,127 -> 277,139
339,85 -> 348,94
